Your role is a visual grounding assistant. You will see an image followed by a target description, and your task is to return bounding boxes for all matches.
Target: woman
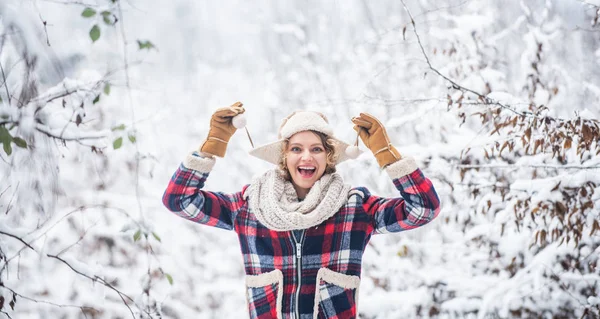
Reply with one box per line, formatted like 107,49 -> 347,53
162,102 -> 441,319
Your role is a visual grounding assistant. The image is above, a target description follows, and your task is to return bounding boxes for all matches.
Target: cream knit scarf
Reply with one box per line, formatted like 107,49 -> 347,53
243,169 -> 351,231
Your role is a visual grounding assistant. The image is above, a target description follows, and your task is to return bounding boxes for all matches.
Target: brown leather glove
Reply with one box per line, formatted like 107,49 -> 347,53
199,102 -> 245,157
351,113 -> 402,168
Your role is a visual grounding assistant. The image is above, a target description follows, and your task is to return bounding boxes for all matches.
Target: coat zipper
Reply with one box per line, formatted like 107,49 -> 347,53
291,230 -> 305,319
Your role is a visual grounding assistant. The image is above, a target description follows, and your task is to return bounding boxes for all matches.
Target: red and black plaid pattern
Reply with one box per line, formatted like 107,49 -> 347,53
162,164 -> 244,230
163,160 -> 440,318
248,283 -> 279,318
315,280 -> 357,318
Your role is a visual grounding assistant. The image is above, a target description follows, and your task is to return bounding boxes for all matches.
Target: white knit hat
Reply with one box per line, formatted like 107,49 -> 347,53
248,111 -> 362,165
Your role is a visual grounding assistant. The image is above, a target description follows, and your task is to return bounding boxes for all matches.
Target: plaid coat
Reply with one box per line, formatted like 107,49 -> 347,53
163,153 -> 440,318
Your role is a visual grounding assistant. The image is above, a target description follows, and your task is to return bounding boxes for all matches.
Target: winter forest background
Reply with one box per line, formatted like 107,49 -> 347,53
0,0 -> 599,318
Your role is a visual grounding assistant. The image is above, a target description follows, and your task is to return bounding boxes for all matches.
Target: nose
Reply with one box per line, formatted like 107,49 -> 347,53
300,149 -> 312,161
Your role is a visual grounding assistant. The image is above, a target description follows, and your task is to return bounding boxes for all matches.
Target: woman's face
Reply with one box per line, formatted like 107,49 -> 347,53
285,131 -> 327,197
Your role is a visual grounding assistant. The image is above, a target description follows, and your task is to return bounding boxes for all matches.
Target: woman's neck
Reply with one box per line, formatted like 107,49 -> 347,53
293,184 -> 309,201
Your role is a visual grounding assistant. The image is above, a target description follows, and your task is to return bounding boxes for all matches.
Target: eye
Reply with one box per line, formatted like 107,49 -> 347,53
312,147 -> 324,152
290,146 -> 301,152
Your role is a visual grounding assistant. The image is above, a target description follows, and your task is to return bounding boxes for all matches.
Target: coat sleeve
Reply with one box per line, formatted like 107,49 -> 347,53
162,152 -> 245,231
361,157 -> 441,234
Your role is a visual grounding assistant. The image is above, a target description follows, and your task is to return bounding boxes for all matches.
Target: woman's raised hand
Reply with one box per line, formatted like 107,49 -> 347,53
200,102 -> 245,157
351,112 -> 402,167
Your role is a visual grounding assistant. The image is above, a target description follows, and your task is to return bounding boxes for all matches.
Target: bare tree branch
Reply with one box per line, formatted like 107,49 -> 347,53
398,0 -> 599,128
116,1 -> 144,223
54,219 -> 99,257
0,231 -> 34,251
0,60 -> 11,104
35,123 -> 106,142
3,182 -> 18,216
455,163 -> 600,170
4,205 -> 142,268
0,185 -> 10,200
576,0 -> 600,9
38,0 -> 97,6
0,285 -> 99,315
399,0 -> 527,114
47,254 -> 138,319
33,1 -> 51,47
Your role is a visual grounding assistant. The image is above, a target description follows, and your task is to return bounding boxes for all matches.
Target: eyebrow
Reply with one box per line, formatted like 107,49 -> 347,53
289,143 -> 323,147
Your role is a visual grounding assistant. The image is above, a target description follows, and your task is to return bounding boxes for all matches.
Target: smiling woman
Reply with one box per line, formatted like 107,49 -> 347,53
162,103 -> 441,318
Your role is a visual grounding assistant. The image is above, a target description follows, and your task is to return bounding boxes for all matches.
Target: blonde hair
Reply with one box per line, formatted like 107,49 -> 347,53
278,130 -> 338,181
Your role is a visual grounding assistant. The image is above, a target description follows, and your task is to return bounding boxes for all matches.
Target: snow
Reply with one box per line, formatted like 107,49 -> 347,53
0,0 -> 598,318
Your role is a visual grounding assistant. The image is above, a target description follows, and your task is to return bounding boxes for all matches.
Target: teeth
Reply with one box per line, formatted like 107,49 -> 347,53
298,167 -> 315,171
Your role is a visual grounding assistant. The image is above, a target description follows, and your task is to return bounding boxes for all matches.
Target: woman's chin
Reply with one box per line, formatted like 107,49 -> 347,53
291,177 -> 315,190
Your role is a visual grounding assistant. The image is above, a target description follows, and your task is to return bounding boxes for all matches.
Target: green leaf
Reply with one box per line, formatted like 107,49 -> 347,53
93,95 -> 100,104
165,273 -> 173,285
151,232 -> 161,242
133,229 -> 141,242
128,133 -> 136,143
82,8 -> 96,18
0,126 -> 11,144
103,83 -> 111,95
90,25 -> 101,42
111,124 -> 126,131
12,137 -> 27,148
137,40 -> 155,50
113,137 -> 123,149
3,141 -> 11,156
100,11 -> 113,25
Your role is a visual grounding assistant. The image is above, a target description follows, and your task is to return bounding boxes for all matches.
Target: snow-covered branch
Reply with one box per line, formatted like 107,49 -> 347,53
455,163 -> 600,170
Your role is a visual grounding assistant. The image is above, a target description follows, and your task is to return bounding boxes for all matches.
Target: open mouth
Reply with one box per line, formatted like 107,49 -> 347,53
297,166 -> 316,178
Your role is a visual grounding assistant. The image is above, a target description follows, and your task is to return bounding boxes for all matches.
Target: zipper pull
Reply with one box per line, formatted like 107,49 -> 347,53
296,243 -> 302,259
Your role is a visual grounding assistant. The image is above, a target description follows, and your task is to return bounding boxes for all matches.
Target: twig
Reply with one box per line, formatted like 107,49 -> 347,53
38,0 -> 96,6
116,2 -> 144,222
4,182 -> 18,215
0,285 -> 98,315
0,231 -> 35,251
33,86 -> 92,107
0,185 -> 10,199
35,123 -> 105,141
3,205 -> 142,269
412,0 -> 471,20
455,164 -> 600,170
0,119 -> 105,147
454,182 -> 513,190
33,2 -> 51,47
47,254 -> 138,319
399,0 -> 544,120
576,0 -> 600,9
54,219 -> 99,257
0,60 -> 11,104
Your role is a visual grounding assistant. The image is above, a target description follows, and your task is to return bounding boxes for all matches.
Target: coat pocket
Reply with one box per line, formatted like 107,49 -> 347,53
313,268 -> 361,319
246,269 -> 283,319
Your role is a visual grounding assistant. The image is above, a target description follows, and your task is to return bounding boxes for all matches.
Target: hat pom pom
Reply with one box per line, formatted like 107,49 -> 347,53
345,145 -> 360,159
232,113 -> 247,129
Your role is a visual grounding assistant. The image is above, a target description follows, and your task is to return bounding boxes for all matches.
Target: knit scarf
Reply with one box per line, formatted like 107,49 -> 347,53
243,169 -> 351,231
